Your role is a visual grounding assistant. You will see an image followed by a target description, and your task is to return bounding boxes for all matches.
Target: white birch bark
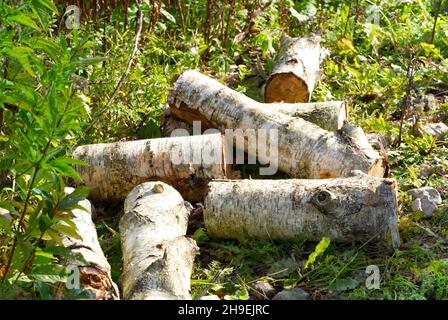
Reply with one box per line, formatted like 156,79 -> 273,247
264,100 -> 347,131
61,188 -> 119,300
167,70 -> 386,179
73,133 -> 229,203
264,35 -> 328,103
120,182 -> 198,300
203,171 -> 401,248
163,100 -> 348,134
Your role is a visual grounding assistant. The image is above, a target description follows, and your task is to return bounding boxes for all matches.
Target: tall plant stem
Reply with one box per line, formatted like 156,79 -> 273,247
1,91 -> 74,286
430,0 -> 443,44
343,0 -> 353,39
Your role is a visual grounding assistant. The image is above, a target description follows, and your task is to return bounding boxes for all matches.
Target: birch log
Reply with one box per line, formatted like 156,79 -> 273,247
73,133 -> 229,203
120,182 -> 199,300
264,35 -> 328,103
61,188 -> 119,300
163,100 -> 348,134
204,171 -> 401,248
167,70 -> 386,179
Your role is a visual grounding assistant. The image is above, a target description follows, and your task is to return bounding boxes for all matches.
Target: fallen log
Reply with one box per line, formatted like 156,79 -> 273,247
203,171 -> 401,248
163,100 -> 348,134
73,133 -> 229,203
264,100 -> 347,131
60,188 -> 119,300
119,182 -> 199,300
167,70 -> 386,178
264,35 -> 328,103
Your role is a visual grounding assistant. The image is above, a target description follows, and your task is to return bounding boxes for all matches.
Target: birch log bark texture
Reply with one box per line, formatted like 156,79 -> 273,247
119,182 -> 199,300
167,70 -> 386,179
163,100 -> 348,134
203,171 -> 401,248
61,188 -> 119,300
264,35 -> 328,103
73,133 -> 229,203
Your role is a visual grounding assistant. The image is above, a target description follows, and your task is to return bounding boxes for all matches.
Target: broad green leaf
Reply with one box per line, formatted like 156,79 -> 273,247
0,214 -> 11,231
192,227 -> 209,245
39,214 -> 53,233
36,281 -> 53,300
31,38 -> 59,61
78,57 -> 107,65
3,47 -> 35,77
29,264 -> 67,284
52,223 -> 81,240
54,157 -> 88,167
330,277 -> 359,292
304,237 -> 331,270
160,8 -> 176,23
35,0 -> 59,14
7,13 -> 40,30
56,186 -> 89,211
289,7 -> 309,22
345,66 -> 361,81
45,228 -> 63,245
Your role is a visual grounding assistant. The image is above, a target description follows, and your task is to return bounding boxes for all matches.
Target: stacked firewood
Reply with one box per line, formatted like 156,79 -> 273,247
70,36 -> 401,300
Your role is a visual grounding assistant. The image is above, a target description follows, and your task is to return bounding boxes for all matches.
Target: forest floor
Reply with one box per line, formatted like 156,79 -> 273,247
2,0 -> 448,300
94,112 -> 448,300
94,77 -> 448,301
88,0 -> 448,301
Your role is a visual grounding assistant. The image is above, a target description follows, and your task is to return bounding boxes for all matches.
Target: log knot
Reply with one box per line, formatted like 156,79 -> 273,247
311,188 -> 363,218
153,183 -> 164,194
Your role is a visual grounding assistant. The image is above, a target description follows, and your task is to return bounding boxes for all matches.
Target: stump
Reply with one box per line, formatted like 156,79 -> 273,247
264,35 -> 328,103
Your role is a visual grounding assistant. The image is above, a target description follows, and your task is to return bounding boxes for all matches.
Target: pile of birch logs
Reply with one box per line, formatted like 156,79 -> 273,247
70,35 -> 401,300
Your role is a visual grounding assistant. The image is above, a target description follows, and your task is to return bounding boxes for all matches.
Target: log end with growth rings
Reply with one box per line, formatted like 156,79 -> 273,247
264,72 -> 310,103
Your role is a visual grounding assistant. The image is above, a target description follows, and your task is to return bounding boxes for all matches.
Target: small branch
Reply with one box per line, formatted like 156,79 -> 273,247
397,58 -> 414,146
222,0 -> 236,47
204,0 -> 212,46
82,0 -> 143,137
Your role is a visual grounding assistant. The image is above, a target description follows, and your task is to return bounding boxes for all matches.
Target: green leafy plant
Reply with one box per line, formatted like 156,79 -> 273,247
304,237 -> 331,270
0,1 -> 100,299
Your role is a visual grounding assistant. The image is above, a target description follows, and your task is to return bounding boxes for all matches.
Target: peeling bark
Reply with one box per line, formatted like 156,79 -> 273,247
120,182 -> 199,300
163,100 -> 348,134
73,133 -> 229,203
167,70 -> 386,179
264,35 -> 328,103
204,171 -> 400,248
61,188 -> 119,300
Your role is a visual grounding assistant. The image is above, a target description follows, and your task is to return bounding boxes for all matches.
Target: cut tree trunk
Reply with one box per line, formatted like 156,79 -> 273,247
120,181 -> 199,300
163,100 -> 348,134
203,171 -> 401,248
167,70 -> 386,179
264,35 -> 328,103
60,188 -> 119,300
266,101 -> 348,131
73,133 -> 229,203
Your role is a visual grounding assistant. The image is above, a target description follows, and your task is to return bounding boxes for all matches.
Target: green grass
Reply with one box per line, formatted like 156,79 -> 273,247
85,0 -> 448,300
